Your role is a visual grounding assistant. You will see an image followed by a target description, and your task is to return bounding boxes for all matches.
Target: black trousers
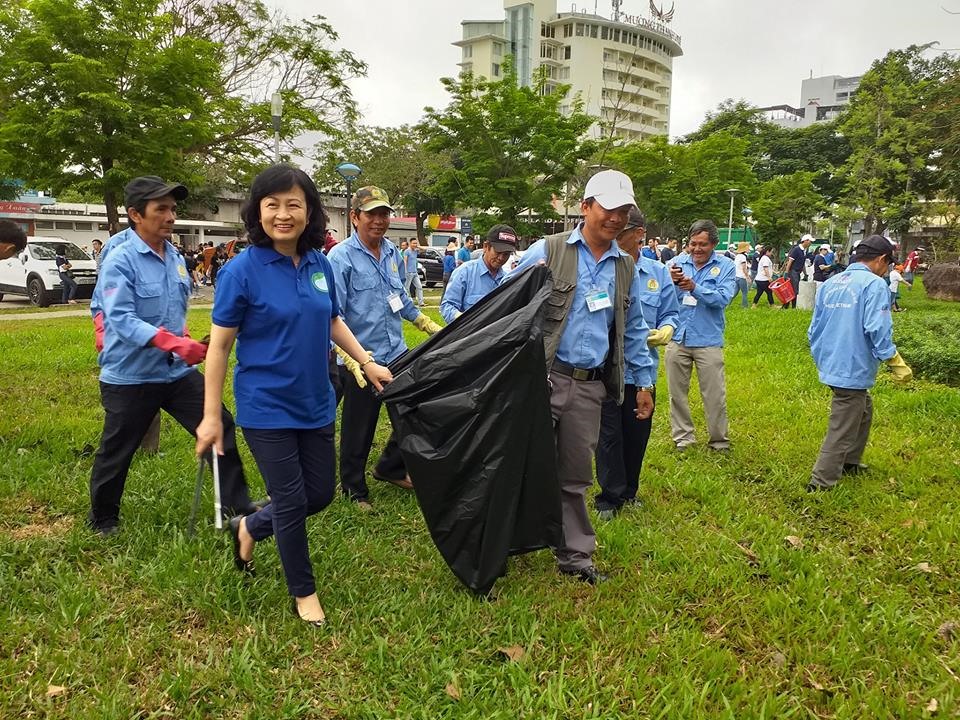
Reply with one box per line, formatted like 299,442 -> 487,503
338,366 -> 406,501
595,385 -> 656,511
787,271 -> 801,308
753,280 -> 774,305
88,371 -> 252,529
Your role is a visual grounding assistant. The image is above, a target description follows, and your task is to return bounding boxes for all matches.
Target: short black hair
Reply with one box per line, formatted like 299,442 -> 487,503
0,219 -> 27,251
55,244 -> 67,255
242,164 -> 327,255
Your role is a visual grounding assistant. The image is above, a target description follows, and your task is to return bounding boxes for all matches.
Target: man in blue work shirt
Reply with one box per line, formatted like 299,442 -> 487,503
807,235 -> 912,491
88,176 -> 257,536
595,207 -> 679,520
665,219 -> 737,452
456,237 -> 473,266
327,186 -> 443,508
402,237 -> 424,307
440,223 -> 518,323
513,169 -> 654,584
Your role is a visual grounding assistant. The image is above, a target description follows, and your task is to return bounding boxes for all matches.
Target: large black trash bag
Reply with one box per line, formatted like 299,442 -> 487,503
381,265 -> 562,595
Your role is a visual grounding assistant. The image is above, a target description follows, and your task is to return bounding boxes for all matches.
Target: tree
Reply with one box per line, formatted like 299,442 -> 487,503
0,0 -> 363,231
420,61 -> 597,238
762,121 -> 851,202
836,45 -> 956,237
313,124 -> 454,243
751,172 -> 825,255
608,132 -> 756,236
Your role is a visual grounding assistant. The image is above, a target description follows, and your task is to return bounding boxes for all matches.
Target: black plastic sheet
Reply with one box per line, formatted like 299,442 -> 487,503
381,265 -> 562,595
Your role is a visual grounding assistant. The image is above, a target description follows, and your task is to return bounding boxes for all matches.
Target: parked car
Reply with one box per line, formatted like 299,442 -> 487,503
0,237 -> 97,306
417,247 -> 445,287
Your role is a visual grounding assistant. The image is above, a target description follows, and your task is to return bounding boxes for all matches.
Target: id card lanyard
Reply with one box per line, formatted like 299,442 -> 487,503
360,241 -> 404,314
579,241 -> 614,313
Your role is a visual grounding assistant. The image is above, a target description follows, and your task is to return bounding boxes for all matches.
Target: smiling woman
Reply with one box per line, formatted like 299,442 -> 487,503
196,164 -> 392,629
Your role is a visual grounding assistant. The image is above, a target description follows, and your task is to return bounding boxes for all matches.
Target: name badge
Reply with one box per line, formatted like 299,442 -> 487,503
682,294 -> 698,307
585,288 -> 612,312
387,292 -> 403,313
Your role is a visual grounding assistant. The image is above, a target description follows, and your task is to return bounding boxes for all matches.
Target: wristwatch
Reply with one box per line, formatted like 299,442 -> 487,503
638,385 -> 655,392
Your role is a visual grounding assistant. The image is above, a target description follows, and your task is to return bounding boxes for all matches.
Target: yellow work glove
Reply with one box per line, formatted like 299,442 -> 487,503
334,345 -> 369,389
647,325 -> 675,347
885,351 -> 913,384
412,314 -> 443,335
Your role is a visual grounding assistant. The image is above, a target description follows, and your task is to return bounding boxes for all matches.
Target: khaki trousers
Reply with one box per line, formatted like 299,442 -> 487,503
809,387 -> 873,489
665,343 -> 729,450
548,371 -> 606,572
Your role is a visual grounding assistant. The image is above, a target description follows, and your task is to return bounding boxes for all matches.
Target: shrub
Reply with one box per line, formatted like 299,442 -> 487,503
895,311 -> 960,386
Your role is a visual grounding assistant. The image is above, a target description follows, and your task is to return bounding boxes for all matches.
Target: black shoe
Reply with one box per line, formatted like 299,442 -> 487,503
560,565 -> 609,585
228,515 -> 255,575
806,482 -> 833,493
842,463 -> 869,476
92,523 -> 119,537
290,597 -> 326,628
597,508 -> 618,522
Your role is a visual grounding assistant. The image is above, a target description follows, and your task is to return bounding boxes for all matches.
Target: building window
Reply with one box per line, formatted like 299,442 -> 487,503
98,223 -> 110,232
590,24 -> 598,38
601,26 -> 608,40
74,222 -> 93,231
563,23 -> 572,37
36,220 -> 54,230
613,29 -> 620,42
493,42 -> 502,57
492,63 -> 500,76
54,221 -> 73,230
463,45 -> 472,59
575,23 -> 584,36
560,67 -> 570,80
564,46 -> 571,60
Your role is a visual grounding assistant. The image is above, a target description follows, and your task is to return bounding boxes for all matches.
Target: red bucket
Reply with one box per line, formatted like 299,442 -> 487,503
770,277 -> 796,305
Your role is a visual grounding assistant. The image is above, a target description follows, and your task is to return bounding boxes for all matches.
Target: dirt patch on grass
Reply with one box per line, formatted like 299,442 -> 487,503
1,502 -> 75,541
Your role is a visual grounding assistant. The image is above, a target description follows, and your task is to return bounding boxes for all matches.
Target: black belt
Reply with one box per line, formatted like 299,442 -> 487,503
552,360 -> 604,382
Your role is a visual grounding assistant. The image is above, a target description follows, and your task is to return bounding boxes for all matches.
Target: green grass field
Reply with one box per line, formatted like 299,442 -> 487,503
2,281 -> 959,719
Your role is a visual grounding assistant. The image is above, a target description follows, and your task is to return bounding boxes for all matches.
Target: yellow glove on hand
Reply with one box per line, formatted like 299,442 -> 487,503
647,325 -> 675,347
885,351 -> 913,384
334,345 -> 368,389
413,314 -> 443,335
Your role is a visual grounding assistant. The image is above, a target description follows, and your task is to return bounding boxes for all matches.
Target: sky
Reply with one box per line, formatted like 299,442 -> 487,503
279,0 -> 955,138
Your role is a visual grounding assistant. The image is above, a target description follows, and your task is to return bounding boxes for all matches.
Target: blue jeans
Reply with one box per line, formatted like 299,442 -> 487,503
242,425 -> 336,597
732,277 -> 750,308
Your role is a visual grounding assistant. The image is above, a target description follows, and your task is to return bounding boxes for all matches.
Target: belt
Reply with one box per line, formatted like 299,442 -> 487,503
552,360 -> 604,382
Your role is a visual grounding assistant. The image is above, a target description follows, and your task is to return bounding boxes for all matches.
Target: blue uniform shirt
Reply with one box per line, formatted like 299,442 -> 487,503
515,227 -> 653,387
213,245 -> 340,429
327,232 -> 420,364
808,263 -> 896,390
668,251 -> 736,347
90,227 -> 141,318
439,256 -> 504,323
402,247 -> 418,274
98,233 -> 194,385
632,256 -> 680,379
443,253 -> 456,274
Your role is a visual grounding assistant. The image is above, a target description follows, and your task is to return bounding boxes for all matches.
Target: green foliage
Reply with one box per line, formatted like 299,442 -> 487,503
608,132 -> 756,236
313,124 -> 454,242
751,172 -> 825,254
762,121 -> 851,202
420,60 -> 597,238
894,311 -> 960,387
0,0 -> 364,228
836,45 -> 960,236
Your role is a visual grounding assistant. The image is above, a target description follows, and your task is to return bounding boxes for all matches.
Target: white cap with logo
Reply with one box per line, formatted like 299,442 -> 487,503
583,170 -> 637,210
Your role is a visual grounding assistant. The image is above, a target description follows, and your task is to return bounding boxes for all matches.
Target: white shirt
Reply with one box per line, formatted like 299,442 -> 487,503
889,269 -> 905,292
735,253 -> 749,279
756,255 -> 773,282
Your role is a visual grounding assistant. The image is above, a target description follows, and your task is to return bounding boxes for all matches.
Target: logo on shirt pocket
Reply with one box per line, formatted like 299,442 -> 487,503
311,272 -> 329,293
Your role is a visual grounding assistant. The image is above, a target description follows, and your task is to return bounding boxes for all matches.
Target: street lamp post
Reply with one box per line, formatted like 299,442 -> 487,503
335,162 -> 362,203
726,188 -> 740,248
270,92 -> 283,164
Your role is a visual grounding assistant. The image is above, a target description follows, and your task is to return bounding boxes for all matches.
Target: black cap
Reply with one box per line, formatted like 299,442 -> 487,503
852,234 -> 895,261
623,207 -> 646,231
124,176 -> 188,208
485,224 -> 519,252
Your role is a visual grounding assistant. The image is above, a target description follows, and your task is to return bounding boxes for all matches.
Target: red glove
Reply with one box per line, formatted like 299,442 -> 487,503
93,312 -> 105,352
151,327 -> 207,366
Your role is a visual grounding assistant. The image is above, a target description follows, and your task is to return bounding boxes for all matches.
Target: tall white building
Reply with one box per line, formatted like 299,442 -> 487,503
454,0 -> 683,141
758,74 -> 862,129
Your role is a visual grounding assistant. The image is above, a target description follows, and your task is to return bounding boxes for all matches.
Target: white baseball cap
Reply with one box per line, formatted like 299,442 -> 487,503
801,233 -> 814,243
583,170 -> 637,210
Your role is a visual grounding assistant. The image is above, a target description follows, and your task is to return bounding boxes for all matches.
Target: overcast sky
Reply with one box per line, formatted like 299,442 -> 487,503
281,0 -> 954,138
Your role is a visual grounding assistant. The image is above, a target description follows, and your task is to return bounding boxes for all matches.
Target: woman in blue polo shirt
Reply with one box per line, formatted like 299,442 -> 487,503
196,164 -> 392,628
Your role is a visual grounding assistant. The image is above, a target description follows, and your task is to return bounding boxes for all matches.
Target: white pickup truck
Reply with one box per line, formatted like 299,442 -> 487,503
0,237 -> 98,306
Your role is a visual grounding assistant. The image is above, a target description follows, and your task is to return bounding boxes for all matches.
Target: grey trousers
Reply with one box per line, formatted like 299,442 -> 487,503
665,343 -> 729,450
809,387 -> 873,489
548,370 -> 606,572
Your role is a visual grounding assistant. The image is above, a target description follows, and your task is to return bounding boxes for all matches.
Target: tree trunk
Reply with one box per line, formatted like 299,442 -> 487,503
415,211 -> 427,244
102,158 -> 120,234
